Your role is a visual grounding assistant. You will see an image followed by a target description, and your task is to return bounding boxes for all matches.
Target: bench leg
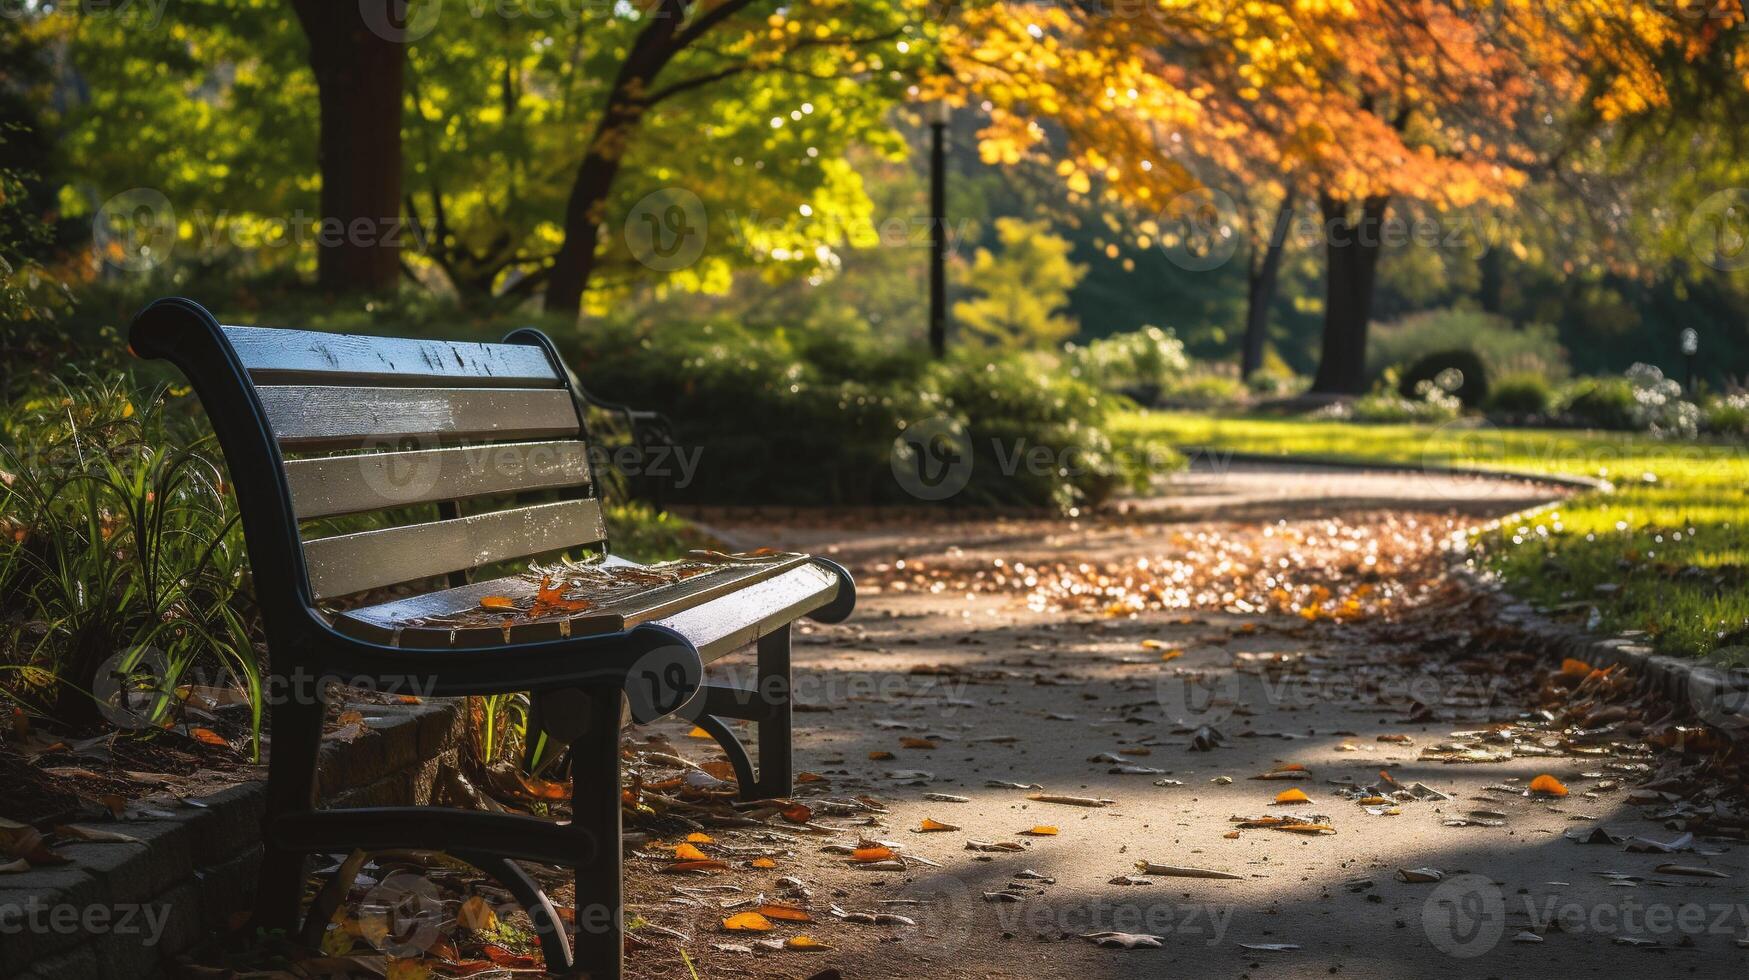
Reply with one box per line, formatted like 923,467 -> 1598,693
568,685 -> 624,980
254,689 -> 326,932
751,625 -> 793,800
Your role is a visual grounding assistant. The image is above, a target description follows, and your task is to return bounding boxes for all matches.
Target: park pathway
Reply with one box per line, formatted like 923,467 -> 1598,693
624,463 -> 1748,979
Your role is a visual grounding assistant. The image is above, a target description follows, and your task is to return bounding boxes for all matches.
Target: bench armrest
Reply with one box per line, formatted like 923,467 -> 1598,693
300,613 -> 702,723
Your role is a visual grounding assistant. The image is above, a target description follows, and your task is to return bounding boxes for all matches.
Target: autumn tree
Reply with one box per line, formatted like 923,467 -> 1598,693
953,216 -> 1086,347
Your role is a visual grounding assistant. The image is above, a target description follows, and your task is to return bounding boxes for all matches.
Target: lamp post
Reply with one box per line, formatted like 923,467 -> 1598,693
927,99 -> 950,360
1680,327 -> 1699,396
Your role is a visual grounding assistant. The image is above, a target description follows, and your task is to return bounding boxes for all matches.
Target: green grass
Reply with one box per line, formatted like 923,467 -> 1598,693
1112,411 -> 1749,664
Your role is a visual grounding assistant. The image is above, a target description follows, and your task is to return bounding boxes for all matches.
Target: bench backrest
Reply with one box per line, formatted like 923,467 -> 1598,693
128,298 -> 607,624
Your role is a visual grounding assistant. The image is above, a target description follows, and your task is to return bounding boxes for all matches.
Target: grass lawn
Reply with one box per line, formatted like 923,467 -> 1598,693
1113,411 -> 1749,664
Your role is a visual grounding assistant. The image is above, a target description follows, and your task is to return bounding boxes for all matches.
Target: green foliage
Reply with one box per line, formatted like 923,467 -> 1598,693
1558,375 -> 1638,430
1398,349 -> 1489,408
1159,371 -> 1251,411
571,314 -> 1147,510
1368,308 -> 1569,382
953,217 -> 1088,348
1484,372 -> 1555,417
0,375 -> 259,750
1702,393 -> 1749,438
1245,351 -> 1306,397
1065,325 -> 1189,399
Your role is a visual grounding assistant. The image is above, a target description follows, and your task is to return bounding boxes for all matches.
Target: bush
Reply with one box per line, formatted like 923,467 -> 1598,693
1559,365 -> 1700,438
0,375 -> 260,748
1316,369 -> 1461,424
1703,393 -> 1749,438
1065,326 -> 1189,402
571,316 -> 1149,510
1559,375 -> 1637,430
1484,372 -> 1555,417
1398,349 -> 1489,408
1368,308 -> 1568,381
1158,371 -> 1250,410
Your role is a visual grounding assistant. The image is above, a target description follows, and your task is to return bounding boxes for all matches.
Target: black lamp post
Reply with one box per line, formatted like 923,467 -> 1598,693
927,99 -> 950,359
1680,327 -> 1699,396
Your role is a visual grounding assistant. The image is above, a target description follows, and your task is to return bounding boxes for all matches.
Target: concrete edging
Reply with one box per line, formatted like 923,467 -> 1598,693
1,698 -> 464,980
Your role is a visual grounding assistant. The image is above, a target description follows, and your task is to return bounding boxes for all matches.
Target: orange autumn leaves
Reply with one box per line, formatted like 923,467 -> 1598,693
478,575 -> 592,621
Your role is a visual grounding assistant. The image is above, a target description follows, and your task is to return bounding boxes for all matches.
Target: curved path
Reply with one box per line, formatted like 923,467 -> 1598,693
626,467 -> 1742,980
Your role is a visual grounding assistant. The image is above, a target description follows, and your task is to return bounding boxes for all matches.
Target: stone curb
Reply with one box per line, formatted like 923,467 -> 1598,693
1,697 -> 464,980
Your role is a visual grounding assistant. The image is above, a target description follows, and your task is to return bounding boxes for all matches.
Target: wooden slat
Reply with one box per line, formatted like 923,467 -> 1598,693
224,325 -> 561,388
303,498 -> 606,600
285,440 -> 593,519
257,386 -> 579,451
330,555 -> 818,649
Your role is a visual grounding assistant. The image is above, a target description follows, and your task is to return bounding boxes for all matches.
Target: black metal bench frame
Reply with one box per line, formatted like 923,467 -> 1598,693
127,297 -> 854,979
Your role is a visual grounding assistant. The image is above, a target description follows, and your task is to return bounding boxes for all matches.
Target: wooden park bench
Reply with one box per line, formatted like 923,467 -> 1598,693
127,297 -> 855,979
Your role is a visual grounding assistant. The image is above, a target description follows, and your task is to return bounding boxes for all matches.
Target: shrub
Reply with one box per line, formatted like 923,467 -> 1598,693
571,316 -> 1149,510
1065,326 -> 1189,402
1703,393 -> 1749,438
1398,349 -> 1489,408
1158,371 -> 1250,410
1245,353 -> 1305,397
1559,375 -> 1637,430
1368,308 -> 1568,380
1484,372 -> 1555,417
1317,369 -> 1461,424
0,375 -> 260,749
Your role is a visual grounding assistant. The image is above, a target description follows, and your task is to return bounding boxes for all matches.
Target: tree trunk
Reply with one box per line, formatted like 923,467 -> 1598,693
1240,194 -> 1295,379
1311,193 -> 1389,394
291,0 -> 404,294
544,0 -> 691,316
1478,245 -> 1504,317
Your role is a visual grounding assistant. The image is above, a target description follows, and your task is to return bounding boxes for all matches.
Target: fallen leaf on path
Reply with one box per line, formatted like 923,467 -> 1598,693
1396,868 -> 1445,883
1654,864 -> 1729,878
850,846 -> 896,863
673,843 -> 710,862
722,912 -> 774,932
915,818 -> 959,833
1082,931 -> 1165,949
757,903 -> 812,923
1019,826 -> 1059,836
1134,861 -> 1242,880
785,936 -> 831,950
1528,774 -> 1569,797
1027,793 -> 1114,807
1272,789 -> 1310,804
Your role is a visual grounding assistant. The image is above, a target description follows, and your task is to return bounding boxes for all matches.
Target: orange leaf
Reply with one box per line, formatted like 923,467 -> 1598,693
780,803 -> 813,824
796,771 -> 827,783
673,843 -> 710,862
1561,658 -> 1592,676
916,818 -> 959,832
757,903 -> 813,923
750,857 -> 777,869
687,726 -> 713,739
1273,788 -> 1310,804
1019,825 -> 1059,836
868,750 -> 895,760
1528,774 -> 1568,797
479,944 -> 537,969
899,737 -> 937,749
479,595 -> 517,611
457,895 -> 498,932
190,727 -> 227,747
785,935 -> 831,950
666,859 -> 730,873
850,846 -> 896,862
721,911 -> 774,932
685,832 -> 714,844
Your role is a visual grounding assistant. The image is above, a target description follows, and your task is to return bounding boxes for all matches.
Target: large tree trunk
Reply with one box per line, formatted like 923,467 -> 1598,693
1310,193 -> 1389,394
291,0 -> 404,294
1478,245 -> 1505,317
544,0 -> 692,316
1240,194 -> 1295,379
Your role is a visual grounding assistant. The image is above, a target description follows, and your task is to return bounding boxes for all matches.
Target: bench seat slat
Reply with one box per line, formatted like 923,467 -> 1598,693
285,440 -> 593,519
257,386 -> 579,451
224,325 -> 561,388
303,498 -> 606,600
329,556 -> 834,659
